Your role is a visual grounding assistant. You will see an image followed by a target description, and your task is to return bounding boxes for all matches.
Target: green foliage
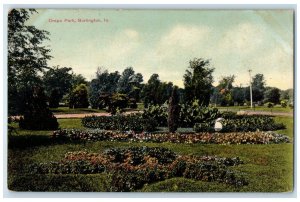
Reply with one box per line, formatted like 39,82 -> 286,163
108,93 -> 129,114
81,114 -> 157,132
141,74 -> 173,107
8,9 -> 52,115
183,58 -> 214,106
142,104 -> 168,127
89,68 -> 120,109
265,102 -> 274,108
179,100 -> 220,127
143,101 -> 220,128
193,122 -> 214,132
69,84 -> 89,108
264,87 -> 281,104
117,67 -> 143,95
19,87 -> 59,130
251,74 -> 266,102
43,66 -> 73,104
280,100 -> 288,108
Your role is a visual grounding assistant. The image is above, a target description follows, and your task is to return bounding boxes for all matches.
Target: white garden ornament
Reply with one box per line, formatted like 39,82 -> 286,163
214,118 -> 224,132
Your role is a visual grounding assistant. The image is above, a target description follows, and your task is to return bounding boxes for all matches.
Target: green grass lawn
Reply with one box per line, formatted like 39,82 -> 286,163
7,116 -> 294,192
216,105 -> 293,113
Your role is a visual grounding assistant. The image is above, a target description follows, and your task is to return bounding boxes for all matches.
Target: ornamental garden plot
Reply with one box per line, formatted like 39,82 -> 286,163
22,112 -> 290,192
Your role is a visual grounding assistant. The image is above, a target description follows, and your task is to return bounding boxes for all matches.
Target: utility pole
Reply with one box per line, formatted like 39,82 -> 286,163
248,69 -> 253,108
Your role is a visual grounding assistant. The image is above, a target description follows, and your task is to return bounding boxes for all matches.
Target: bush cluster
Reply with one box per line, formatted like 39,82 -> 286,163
81,113 -> 157,132
52,129 -> 290,144
142,103 -> 220,128
28,146 -> 247,191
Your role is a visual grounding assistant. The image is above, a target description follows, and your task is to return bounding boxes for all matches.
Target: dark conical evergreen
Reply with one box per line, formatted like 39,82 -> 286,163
19,87 -> 59,130
168,86 -> 180,133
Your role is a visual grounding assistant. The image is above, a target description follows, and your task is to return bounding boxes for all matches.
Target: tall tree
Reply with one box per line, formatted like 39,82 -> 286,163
251,74 -> 266,102
128,72 -> 144,102
141,74 -> 173,107
231,87 -> 245,106
117,67 -> 136,94
89,68 -> 120,108
8,9 -> 52,115
43,66 -> 73,106
183,58 -> 214,106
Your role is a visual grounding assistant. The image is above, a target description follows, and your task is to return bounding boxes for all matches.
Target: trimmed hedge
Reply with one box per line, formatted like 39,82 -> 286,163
194,115 -> 286,133
81,114 -> 157,132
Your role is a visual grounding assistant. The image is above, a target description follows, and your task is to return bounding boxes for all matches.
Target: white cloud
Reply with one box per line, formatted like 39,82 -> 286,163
218,23 -> 264,54
159,25 -> 210,49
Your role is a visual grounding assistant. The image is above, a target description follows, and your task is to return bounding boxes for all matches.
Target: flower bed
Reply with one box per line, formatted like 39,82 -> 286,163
28,146 -> 247,191
52,129 -> 290,144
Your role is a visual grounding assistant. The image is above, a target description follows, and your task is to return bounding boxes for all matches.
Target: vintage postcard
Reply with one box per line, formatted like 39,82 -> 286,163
7,8 -> 294,193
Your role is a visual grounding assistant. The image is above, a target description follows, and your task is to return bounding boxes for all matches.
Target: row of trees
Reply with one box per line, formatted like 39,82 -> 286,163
211,74 -> 293,107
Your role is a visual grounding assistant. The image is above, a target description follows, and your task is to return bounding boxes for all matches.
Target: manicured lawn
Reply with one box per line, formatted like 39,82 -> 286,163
7,116 -> 294,192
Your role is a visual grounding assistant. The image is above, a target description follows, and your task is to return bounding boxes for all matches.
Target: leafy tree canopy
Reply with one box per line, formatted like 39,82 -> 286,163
183,58 -> 214,106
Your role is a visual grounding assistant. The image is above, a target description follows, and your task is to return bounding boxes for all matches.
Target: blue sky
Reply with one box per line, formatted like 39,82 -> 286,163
26,9 -> 294,89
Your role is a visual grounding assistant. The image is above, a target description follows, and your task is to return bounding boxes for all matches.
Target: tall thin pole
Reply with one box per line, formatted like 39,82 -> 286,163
248,69 -> 253,108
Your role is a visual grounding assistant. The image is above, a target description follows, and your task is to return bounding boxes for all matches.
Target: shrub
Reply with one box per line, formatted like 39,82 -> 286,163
265,102 -> 274,108
19,87 -> 59,130
143,101 -> 220,128
280,100 -> 288,108
142,104 -> 168,127
179,101 -> 220,128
